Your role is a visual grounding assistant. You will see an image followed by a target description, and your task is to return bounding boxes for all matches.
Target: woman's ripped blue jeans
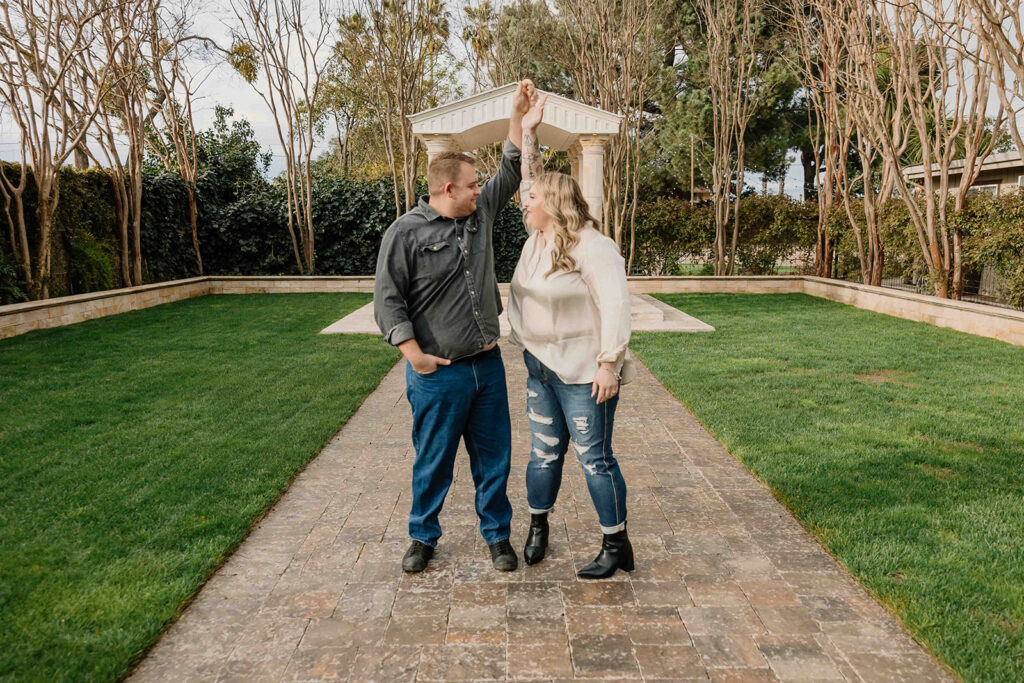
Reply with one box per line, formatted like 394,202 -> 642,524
523,350 -> 627,533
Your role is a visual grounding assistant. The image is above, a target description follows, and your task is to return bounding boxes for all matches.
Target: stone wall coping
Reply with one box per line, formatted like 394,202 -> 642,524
0,277 -> 211,315
0,275 -> 376,316
629,275 -> 805,281
801,275 -> 1024,323
3,274 -> 1023,344
213,276 -> 374,281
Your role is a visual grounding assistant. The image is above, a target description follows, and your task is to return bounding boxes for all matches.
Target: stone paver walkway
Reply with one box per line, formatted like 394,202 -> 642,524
131,351 -> 952,682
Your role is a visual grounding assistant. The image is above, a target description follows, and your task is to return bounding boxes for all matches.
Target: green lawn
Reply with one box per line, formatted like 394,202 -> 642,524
633,294 -> 1024,681
0,293 -> 399,681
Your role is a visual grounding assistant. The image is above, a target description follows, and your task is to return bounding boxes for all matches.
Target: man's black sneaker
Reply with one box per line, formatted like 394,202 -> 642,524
402,540 -> 434,572
489,539 -> 518,571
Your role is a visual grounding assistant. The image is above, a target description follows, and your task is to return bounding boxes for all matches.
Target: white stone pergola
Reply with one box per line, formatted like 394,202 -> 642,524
408,83 -> 623,224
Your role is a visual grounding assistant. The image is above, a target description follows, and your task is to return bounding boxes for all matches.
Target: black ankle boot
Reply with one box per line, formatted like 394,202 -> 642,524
523,513 -> 549,565
576,526 -> 634,579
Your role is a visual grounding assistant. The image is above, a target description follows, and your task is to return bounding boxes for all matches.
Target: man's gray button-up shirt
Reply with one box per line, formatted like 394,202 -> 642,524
374,138 -> 522,361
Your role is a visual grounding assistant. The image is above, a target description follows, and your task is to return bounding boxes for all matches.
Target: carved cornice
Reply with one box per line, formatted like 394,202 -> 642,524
409,83 -> 622,151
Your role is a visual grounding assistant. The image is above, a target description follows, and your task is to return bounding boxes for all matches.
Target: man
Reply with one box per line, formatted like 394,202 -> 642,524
374,80 -> 536,573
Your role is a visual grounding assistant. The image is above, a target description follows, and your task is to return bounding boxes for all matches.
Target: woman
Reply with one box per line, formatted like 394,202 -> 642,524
508,94 -> 635,579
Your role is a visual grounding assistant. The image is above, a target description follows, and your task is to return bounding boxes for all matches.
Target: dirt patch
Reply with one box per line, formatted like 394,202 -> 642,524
853,369 -> 918,387
969,608 -> 1023,634
919,434 -> 985,454
917,463 -> 956,481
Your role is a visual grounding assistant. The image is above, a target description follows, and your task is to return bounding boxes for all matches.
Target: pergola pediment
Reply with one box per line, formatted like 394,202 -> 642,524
409,83 -> 620,225
409,82 -> 622,151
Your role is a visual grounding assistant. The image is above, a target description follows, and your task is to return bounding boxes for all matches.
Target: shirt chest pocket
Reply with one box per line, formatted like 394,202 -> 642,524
465,231 -> 487,256
414,239 -> 455,281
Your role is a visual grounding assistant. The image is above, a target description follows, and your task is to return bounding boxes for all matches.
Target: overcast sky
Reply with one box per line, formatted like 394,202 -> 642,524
8,2 -> 1017,201
0,2 -> 313,176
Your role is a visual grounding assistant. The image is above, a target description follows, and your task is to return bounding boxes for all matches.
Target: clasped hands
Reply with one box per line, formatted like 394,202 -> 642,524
512,79 -> 547,131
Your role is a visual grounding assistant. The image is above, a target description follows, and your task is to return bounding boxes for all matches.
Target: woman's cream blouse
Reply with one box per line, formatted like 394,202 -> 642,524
508,226 -> 632,385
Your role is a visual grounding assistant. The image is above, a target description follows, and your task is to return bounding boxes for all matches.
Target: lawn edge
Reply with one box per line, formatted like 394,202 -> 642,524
118,343 -> 402,681
631,336 -> 963,682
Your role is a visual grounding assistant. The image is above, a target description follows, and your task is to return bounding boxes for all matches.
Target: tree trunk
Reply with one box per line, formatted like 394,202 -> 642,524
728,157 -> 746,276
130,135 -> 146,286
816,231 -> 833,279
74,145 -> 90,170
17,196 -> 29,288
4,175 -> 33,292
283,162 -> 305,273
112,177 -> 131,287
132,203 -> 143,286
861,157 -> 884,287
729,194 -> 741,275
801,145 -> 816,201
951,230 -> 963,300
32,197 -> 54,300
187,185 -> 203,276
871,240 -> 884,286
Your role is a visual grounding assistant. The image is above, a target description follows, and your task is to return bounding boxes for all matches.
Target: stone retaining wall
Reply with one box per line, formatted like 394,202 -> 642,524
208,276 -> 375,295
0,277 -> 373,340
628,276 -> 806,295
3,275 -> 1023,346
801,276 -> 1024,346
0,278 -> 212,340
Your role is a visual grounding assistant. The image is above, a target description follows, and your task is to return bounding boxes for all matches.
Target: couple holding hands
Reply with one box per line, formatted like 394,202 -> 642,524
374,79 -> 634,580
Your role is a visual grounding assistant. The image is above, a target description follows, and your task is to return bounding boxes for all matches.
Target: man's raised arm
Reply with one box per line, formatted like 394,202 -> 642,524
478,80 -> 534,215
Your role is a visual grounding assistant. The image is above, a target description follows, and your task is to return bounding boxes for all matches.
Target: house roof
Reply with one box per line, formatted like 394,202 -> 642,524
408,82 -> 623,152
903,150 -> 1024,180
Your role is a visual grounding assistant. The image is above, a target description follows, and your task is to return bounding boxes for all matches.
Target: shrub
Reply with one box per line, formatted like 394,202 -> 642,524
139,169 -> 199,282
827,198 -> 922,285
734,195 -> 816,274
632,199 -> 714,275
140,169 -> 528,280
0,249 -> 27,304
67,227 -> 116,293
962,191 -> 1024,307
631,196 -> 816,276
0,163 -> 122,298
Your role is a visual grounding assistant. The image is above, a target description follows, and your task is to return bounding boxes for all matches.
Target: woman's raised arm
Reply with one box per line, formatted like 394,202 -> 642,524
520,93 -> 547,190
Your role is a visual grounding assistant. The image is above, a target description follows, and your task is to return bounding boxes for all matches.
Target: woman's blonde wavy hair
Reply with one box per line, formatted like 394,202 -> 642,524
533,172 -> 600,276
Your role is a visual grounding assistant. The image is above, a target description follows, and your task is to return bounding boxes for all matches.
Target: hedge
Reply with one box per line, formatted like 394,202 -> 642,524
1,166 -> 529,303
3,154 -> 1023,307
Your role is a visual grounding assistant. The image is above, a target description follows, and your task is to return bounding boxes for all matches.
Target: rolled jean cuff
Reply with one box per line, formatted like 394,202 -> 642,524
528,505 -> 553,515
600,521 -> 626,534
410,535 -> 437,548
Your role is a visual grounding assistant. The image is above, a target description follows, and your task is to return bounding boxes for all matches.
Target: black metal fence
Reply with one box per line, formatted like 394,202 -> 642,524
875,272 -> 1024,312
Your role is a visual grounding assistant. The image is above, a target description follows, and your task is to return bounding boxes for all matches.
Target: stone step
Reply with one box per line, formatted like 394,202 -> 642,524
322,294 -> 714,335
630,294 -> 664,323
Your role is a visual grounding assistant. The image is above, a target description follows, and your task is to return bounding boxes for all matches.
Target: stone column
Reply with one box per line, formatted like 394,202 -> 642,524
578,136 -> 605,226
422,135 -> 459,166
568,141 -> 582,183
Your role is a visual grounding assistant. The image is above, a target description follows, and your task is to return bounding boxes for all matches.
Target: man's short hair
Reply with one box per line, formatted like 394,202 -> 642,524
428,152 -> 476,195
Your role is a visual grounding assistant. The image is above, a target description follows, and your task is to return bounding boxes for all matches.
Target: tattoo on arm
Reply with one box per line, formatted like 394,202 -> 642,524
522,131 -> 544,182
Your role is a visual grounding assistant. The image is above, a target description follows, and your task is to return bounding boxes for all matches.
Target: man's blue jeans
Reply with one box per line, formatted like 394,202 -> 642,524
523,350 -> 627,533
405,345 -> 513,547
